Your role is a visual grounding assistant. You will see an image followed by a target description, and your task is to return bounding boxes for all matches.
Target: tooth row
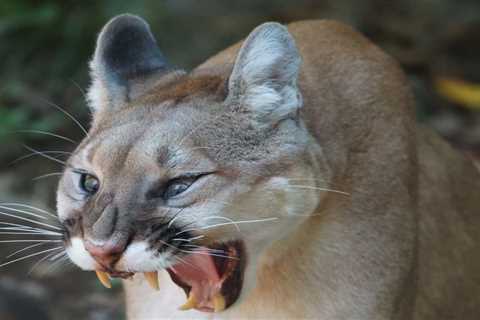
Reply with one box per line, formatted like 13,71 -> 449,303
94,271 -> 226,312
94,271 -> 159,291
178,292 -> 226,313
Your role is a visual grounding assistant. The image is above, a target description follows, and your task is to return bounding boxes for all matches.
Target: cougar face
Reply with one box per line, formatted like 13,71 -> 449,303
57,15 -> 325,312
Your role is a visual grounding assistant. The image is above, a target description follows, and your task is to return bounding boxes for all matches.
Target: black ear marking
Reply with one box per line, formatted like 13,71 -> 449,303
97,14 -> 169,84
88,14 -> 177,111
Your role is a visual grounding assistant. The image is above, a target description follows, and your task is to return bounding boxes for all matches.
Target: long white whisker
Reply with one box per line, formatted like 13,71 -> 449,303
182,250 -> 238,260
0,227 -> 61,235
0,203 -> 58,220
284,185 -> 350,196
0,246 -> 63,268
32,172 -> 64,181
176,217 -> 278,236
0,232 -> 61,236
0,221 -> 55,232
28,249 -> 66,275
0,240 -> 63,243
11,151 -> 72,165
0,211 -> 62,231
15,130 -> 76,144
6,242 -> 47,259
181,244 -> 225,253
43,99 -> 89,137
171,235 -> 205,243
201,216 -> 240,232
0,205 -> 49,220
171,238 -> 192,242
0,222 -> 61,235
23,145 -> 67,166
167,208 -> 187,229
43,254 -> 70,275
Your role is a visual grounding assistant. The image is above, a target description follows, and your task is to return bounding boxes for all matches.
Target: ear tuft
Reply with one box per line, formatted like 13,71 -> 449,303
228,22 -> 302,126
88,14 -> 171,112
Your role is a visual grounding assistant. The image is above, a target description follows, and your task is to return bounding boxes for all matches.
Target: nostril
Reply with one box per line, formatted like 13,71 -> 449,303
84,239 -> 126,268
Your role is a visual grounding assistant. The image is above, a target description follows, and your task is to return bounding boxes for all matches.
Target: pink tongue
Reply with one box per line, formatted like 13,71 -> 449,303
170,249 -> 221,311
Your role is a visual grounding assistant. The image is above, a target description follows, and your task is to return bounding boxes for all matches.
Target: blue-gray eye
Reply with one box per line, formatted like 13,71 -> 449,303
163,177 -> 196,199
79,173 -> 99,195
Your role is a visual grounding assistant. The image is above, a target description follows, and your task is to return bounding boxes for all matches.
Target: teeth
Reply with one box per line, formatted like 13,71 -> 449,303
179,292 -> 197,311
144,271 -> 159,290
95,270 -> 112,289
213,294 -> 226,312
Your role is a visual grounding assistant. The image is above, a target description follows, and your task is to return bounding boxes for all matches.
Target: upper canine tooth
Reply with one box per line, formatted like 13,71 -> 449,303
213,294 -> 226,312
179,292 -> 197,311
144,271 -> 159,290
95,270 -> 112,289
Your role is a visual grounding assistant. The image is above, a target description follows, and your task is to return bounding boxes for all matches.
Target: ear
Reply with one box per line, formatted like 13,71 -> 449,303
87,14 -> 173,112
227,22 -> 302,127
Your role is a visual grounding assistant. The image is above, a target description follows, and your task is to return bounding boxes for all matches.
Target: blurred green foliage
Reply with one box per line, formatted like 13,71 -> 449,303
1,0 -> 480,160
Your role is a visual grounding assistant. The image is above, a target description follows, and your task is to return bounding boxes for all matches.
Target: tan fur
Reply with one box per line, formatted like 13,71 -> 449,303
59,18 -> 480,319
137,20 -> 480,319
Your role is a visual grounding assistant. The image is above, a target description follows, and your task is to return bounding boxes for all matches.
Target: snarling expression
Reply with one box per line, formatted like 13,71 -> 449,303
57,14 -> 321,312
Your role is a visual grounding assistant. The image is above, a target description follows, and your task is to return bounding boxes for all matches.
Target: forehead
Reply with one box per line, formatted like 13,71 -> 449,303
74,106 -> 208,172
72,73 -> 229,170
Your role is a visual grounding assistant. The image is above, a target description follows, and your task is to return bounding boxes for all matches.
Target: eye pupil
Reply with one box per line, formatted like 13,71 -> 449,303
80,174 -> 99,195
163,181 -> 191,199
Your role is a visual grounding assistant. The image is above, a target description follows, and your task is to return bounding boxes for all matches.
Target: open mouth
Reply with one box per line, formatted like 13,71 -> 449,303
94,240 -> 246,313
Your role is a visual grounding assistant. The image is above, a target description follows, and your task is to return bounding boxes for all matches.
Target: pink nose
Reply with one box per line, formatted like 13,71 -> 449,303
84,240 -> 126,268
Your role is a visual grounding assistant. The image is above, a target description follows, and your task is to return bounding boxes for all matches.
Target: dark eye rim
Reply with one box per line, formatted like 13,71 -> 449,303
72,169 -> 100,196
163,172 -> 213,200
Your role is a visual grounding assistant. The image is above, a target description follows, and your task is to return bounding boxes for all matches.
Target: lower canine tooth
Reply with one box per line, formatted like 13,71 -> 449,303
213,294 -> 226,312
144,271 -> 159,290
95,270 -> 111,289
179,293 -> 197,311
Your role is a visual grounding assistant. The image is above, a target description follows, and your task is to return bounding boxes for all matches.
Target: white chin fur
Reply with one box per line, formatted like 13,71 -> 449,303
66,237 -> 96,270
116,241 -> 172,272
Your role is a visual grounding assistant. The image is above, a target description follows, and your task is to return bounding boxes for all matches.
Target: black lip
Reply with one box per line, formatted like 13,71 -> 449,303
167,240 -> 247,311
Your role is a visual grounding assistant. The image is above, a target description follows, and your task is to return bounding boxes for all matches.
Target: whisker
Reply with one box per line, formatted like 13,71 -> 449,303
32,172 -> 64,181
0,205 -> 49,220
176,217 -> 278,236
6,242 -> 47,259
182,250 -> 238,260
181,244 -> 225,254
0,203 -> 58,220
0,229 -> 60,236
167,208 -> 187,229
201,216 -> 240,232
0,223 -> 62,235
11,151 -> 72,165
171,254 -> 201,271
283,185 -> 350,196
171,235 -> 205,243
0,232 -> 61,236
43,254 -> 70,275
42,99 -> 89,137
23,145 -> 67,166
28,249 -> 66,275
0,240 -> 63,243
14,130 -> 76,144
0,246 -> 63,268
0,211 -> 62,231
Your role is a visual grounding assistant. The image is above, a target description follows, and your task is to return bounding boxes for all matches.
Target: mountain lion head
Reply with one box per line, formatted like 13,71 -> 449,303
58,14 -> 329,312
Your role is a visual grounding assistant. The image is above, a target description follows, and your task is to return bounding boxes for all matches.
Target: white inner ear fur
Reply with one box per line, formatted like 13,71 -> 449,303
229,22 -> 302,125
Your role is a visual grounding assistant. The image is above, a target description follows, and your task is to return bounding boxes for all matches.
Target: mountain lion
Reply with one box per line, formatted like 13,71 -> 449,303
56,14 -> 480,319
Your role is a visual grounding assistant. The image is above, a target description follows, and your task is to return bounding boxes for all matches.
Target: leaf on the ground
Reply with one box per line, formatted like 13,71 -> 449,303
435,77 -> 480,109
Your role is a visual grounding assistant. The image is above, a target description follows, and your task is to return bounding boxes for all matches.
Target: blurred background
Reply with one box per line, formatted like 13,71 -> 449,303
0,0 -> 479,319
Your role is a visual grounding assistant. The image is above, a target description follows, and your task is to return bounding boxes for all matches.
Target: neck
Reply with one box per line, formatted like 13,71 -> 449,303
234,215 -> 327,318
